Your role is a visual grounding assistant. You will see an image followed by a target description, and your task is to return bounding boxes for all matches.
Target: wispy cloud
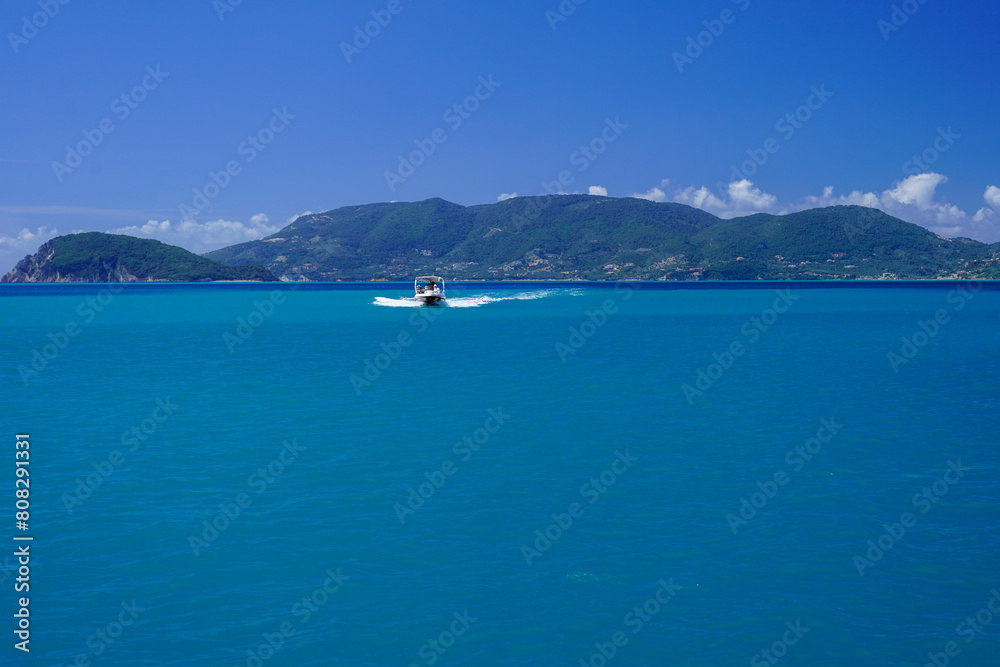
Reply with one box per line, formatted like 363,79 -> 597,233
0,211 -> 281,275
631,179 -> 777,216
631,175 -> 1000,243
286,210 -> 313,224
109,214 -> 280,254
0,226 -> 61,250
497,187 -> 609,201
0,226 -> 63,276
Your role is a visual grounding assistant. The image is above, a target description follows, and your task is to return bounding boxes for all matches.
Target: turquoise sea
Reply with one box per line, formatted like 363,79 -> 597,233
2,281 -> 999,666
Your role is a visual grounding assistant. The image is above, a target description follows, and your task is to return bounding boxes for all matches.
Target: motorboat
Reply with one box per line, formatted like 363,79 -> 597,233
414,276 -> 446,305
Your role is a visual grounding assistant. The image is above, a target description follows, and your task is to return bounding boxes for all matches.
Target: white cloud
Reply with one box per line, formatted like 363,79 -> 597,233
671,185 -> 728,216
984,185 -> 1000,210
588,186 -> 608,197
497,193 -> 518,202
0,226 -> 62,276
286,210 -> 313,224
110,214 -> 281,254
0,226 -> 60,250
970,186 -> 1000,240
871,175 -> 1000,241
631,179 -> 669,203
630,174 -> 1000,243
800,186 -> 881,209
667,180 -> 775,217
884,172 -> 945,209
1,214 -> 282,275
727,180 -> 778,211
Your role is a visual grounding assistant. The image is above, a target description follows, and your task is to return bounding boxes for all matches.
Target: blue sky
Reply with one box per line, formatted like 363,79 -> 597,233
2,0 -> 998,272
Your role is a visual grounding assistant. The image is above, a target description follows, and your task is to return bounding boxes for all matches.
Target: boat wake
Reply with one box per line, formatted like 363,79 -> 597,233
373,289 -> 576,308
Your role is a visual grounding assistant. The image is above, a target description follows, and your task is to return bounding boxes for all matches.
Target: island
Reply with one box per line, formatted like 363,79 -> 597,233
4,197 -> 999,283
2,233 -> 277,283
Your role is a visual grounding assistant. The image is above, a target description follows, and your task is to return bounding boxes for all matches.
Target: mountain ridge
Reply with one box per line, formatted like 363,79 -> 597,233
4,197 -> 998,283
204,195 -> 1000,281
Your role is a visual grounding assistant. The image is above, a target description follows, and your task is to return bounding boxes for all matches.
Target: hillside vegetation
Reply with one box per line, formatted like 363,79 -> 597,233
2,233 -> 277,283
204,196 -> 999,281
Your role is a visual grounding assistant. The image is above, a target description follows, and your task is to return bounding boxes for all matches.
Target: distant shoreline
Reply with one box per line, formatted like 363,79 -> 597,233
1,279 -> 997,293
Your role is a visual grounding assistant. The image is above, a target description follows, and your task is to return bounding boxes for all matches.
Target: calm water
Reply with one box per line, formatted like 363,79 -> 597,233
2,282 -> 999,666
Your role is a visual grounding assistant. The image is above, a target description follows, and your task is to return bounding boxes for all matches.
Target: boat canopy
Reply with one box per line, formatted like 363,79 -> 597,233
415,276 -> 444,289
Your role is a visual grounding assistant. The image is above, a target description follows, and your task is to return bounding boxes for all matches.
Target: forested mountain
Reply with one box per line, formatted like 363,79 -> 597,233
2,233 -> 277,283
205,196 -> 999,281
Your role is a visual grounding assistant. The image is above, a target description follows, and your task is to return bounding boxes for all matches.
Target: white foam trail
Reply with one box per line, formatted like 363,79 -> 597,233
373,296 -> 422,307
373,289 -> 582,308
446,296 -> 492,308
447,290 -> 562,308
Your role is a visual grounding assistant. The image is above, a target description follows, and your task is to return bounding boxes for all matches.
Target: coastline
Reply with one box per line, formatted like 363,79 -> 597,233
1,279 -> 998,295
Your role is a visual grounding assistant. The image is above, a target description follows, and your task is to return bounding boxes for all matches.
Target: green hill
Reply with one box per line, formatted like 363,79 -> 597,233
2,233 -> 278,283
204,196 -> 998,281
